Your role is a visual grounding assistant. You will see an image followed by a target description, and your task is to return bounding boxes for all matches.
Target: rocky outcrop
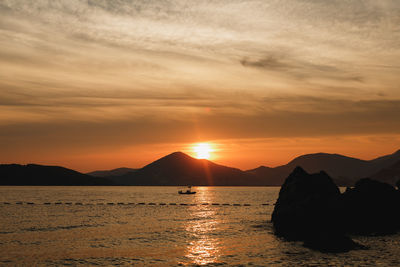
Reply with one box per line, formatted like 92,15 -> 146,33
271,167 -> 362,252
342,178 -> 400,235
272,167 -> 400,252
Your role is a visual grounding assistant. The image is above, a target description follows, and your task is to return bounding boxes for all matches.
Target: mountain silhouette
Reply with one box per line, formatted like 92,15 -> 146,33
246,150 -> 400,186
96,150 -> 400,186
0,164 -> 114,185
3,149 -> 400,186
107,152 -> 259,186
371,160 -> 400,186
87,167 -> 137,177
247,153 -> 370,186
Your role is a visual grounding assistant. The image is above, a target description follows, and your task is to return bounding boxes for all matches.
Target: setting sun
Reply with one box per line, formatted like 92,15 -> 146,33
193,143 -> 214,160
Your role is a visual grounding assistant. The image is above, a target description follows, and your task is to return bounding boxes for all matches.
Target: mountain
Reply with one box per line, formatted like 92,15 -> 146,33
245,166 -> 285,186
107,152 -> 261,186
246,150 -> 400,186
371,160 -> 400,186
369,149 -> 400,170
102,149 -> 400,186
0,164 -> 114,185
3,149 -> 400,186
245,153 -> 371,186
87,167 -> 137,177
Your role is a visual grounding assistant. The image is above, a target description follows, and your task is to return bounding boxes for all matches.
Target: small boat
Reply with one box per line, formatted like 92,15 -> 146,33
178,186 -> 196,194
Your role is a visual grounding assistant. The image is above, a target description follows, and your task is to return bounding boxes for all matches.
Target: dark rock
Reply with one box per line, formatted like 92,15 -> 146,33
342,178 -> 400,235
272,167 -> 361,252
303,234 -> 366,253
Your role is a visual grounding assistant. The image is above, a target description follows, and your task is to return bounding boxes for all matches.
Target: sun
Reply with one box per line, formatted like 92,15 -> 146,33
193,143 -> 214,160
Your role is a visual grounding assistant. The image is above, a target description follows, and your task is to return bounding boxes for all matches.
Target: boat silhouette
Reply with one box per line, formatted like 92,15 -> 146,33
178,186 -> 196,194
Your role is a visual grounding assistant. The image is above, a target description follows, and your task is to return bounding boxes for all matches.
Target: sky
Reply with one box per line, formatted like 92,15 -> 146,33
1,0 -> 400,172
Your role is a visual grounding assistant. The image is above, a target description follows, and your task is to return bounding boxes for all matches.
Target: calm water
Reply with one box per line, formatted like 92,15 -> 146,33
0,186 -> 399,266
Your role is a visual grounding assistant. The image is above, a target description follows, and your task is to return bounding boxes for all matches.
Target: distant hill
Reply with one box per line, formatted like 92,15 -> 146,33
87,167 -> 137,177
246,150 -> 400,186
371,160 -> 400,186
0,164 -> 114,185
106,152 -> 261,186
3,149 -> 400,186
369,149 -> 400,167
245,166 -> 288,186
246,153 -> 371,186
102,150 -> 400,186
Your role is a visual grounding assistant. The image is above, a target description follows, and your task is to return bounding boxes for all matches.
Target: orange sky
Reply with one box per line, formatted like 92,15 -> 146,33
1,1 -> 400,172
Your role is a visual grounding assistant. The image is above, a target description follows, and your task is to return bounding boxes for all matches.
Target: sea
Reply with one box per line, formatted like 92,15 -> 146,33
0,186 -> 399,266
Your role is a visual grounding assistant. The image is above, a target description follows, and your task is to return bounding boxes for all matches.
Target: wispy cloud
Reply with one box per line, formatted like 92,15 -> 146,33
240,54 -> 364,82
0,0 -> 400,169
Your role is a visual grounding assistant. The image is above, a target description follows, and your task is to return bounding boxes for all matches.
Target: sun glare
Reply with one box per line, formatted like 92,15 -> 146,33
193,143 -> 213,160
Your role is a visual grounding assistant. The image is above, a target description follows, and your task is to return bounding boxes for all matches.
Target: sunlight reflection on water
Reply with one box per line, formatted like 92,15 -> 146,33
183,187 -> 221,265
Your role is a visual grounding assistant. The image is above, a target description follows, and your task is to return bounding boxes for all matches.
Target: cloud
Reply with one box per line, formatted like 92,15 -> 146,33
240,54 -> 364,82
1,94 -> 400,143
241,56 -> 289,70
0,0 -> 400,169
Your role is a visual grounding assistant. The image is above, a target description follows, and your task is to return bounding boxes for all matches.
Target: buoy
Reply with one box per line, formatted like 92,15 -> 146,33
222,203 -> 230,206
65,202 -> 72,205
106,203 -> 114,205
169,203 -> 177,205
180,203 -> 187,205
201,203 -> 209,205
212,203 -> 220,205
55,202 -> 62,205
75,202 -> 83,205
3,202 -> 10,205
233,204 -> 241,206
262,203 -> 269,206
148,203 -> 156,205
138,202 -> 145,205
44,202 -> 51,205
27,202 -> 34,205
127,203 -> 134,205
16,202 -> 23,205
117,202 -> 124,205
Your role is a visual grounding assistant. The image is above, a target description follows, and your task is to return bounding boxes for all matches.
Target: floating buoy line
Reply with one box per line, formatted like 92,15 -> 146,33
1,201 -> 273,206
